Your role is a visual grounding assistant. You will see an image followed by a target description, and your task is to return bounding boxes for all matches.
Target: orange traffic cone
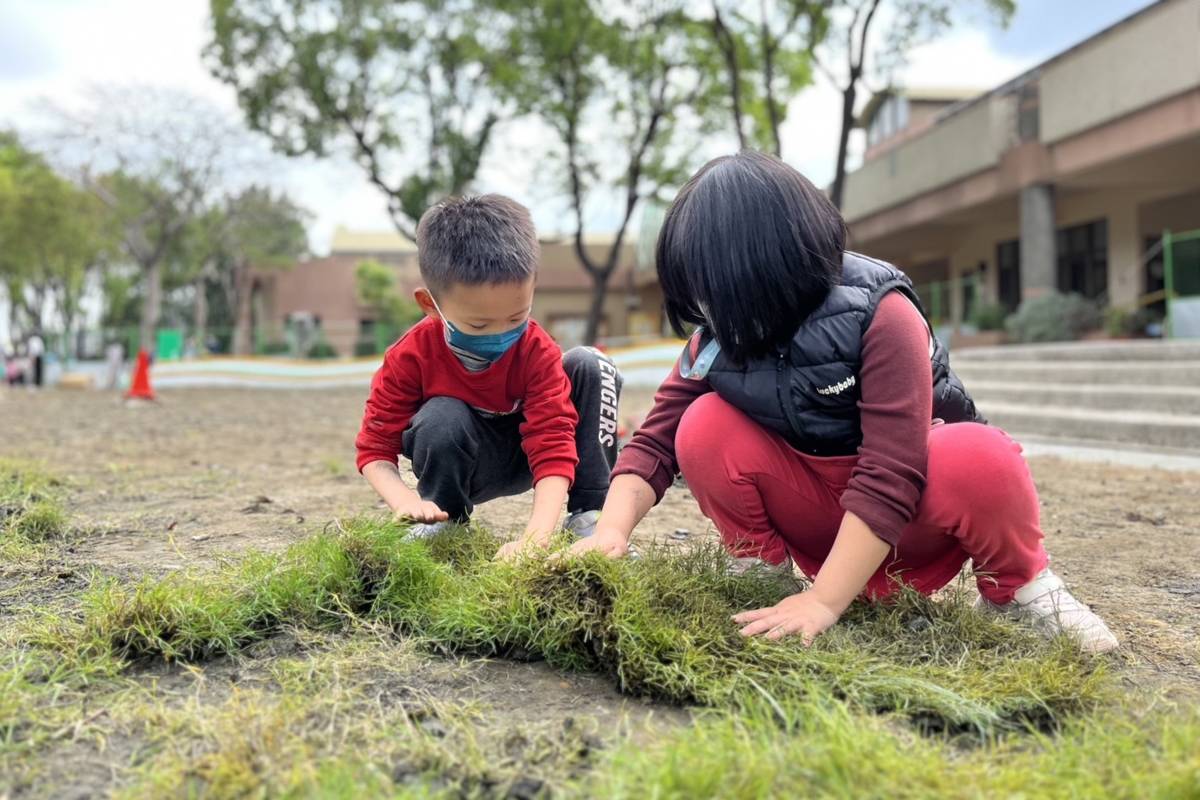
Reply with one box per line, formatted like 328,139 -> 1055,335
125,349 -> 156,401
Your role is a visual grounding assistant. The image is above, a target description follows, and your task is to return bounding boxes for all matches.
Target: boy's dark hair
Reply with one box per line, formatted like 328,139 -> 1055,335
416,194 -> 539,295
656,150 -> 846,364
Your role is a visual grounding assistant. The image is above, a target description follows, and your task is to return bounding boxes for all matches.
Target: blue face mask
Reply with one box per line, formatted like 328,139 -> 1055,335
431,296 -> 528,363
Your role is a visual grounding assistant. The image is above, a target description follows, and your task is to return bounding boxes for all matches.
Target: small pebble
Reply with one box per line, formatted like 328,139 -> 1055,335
669,528 -> 691,540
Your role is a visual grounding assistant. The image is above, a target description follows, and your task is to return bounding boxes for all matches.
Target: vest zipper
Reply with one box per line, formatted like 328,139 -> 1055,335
776,349 -> 805,444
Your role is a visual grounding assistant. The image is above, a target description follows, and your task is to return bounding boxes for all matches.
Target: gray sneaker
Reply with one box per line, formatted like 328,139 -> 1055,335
975,568 -> 1119,654
564,510 -> 601,539
727,555 -> 800,591
404,521 -> 450,541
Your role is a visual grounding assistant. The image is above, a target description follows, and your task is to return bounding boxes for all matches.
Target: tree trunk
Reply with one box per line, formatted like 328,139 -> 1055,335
139,259 -> 162,355
712,7 -> 746,150
231,261 -> 255,356
583,270 -> 611,346
760,3 -> 782,157
1,288 -> 13,348
830,81 -> 857,210
192,276 -> 209,355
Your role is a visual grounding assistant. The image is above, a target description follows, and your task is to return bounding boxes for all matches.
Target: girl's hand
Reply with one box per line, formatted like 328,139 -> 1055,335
732,591 -> 842,644
565,527 -> 629,559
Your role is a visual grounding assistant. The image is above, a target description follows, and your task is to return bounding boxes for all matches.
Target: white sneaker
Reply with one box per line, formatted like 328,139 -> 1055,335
404,521 -> 450,541
564,510 -> 600,539
975,568 -> 1119,654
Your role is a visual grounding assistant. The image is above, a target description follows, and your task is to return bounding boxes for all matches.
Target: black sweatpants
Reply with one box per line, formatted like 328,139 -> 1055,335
401,346 -> 623,521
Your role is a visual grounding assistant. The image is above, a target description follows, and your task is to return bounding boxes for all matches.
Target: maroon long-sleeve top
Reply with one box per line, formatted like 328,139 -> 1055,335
613,291 -> 933,546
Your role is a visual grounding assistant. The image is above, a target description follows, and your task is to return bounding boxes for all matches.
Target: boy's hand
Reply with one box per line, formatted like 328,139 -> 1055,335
393,500 -> 449,524
566,527 -> 629,559
494,536 -> 549,561
732,591 -> 841,644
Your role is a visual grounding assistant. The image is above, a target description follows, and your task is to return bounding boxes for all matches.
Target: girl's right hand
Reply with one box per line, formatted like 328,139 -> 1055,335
566,527 -> 629,559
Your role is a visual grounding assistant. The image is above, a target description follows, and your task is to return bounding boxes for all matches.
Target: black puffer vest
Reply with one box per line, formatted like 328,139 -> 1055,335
680,251 -> 984,456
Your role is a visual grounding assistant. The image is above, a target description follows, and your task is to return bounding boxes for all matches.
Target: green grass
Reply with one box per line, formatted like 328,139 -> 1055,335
579,690 -> 1200,799
3,515 -> 1196,797
0,460 -> 68,563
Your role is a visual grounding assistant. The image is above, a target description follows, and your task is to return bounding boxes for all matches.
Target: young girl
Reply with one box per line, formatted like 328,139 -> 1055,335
570,151 -> 1118,654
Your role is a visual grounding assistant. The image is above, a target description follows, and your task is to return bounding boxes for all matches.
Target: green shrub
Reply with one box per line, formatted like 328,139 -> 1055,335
967,302 -> 1008,332
258,340 -> 292,356
1105,306 -> 1160,338
1005,292 -> 1103,343
306,340 -> 339,359
353,339 -> 378,357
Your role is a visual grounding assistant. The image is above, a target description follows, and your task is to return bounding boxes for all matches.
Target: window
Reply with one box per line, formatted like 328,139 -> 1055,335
996,240 -> 1021,312
867,95 -> 910,147
1056,220 -> 1108,301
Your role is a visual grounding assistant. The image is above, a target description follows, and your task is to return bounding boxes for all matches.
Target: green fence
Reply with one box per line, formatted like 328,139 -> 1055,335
1162,228 -> 1200,338
913,273 -> 982,329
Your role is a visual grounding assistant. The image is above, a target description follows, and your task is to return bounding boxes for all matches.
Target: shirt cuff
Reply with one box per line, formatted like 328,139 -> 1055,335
612,451 -> 675,503
356,451 -> 398,473
839,491 -> 906,547
531,458 -> 576,487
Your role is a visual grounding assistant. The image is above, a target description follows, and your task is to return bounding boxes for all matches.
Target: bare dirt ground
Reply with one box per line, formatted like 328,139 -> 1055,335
3,384 -> 1199,693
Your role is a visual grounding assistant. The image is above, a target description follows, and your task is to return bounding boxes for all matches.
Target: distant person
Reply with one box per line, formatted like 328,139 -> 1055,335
103,341 -> 125,390
568,151 -> 1118,654
6,345 -> 29,386
355,194 -> 623,559
26,333 -> 45,388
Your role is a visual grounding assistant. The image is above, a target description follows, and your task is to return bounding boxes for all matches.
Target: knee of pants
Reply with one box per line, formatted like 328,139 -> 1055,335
924,423 -> 1034,516
406,396 -> 477,456
676,393 -> 759,485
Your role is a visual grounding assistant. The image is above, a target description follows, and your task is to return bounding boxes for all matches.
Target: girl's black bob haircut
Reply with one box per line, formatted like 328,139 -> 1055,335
656,150 -> 847,364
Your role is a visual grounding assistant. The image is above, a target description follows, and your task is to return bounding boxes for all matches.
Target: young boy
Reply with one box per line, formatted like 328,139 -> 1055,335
355,194 -> 623,558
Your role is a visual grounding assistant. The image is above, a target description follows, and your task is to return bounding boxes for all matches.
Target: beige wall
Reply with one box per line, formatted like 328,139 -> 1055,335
947,220 -> 1020,306
1140,189 -> 1200,236
844,96 -> 1010,220
1041,0 -> 1200,143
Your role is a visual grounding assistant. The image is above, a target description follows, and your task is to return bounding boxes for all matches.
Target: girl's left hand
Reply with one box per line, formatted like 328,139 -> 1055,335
732,591 -> 842,644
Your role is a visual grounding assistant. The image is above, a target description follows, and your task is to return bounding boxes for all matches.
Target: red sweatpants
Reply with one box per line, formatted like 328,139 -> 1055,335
675,394 -> 1049,605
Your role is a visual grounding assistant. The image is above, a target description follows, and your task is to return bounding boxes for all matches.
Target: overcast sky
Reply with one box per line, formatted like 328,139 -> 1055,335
0,0 -> 1155,255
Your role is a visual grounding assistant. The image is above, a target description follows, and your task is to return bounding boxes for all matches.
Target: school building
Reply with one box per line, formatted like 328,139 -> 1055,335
842,0 -> 1200,337
254,227 -> 664,356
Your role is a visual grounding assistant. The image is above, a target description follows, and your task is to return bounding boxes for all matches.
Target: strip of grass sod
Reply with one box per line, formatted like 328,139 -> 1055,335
57,518 -> 1110,736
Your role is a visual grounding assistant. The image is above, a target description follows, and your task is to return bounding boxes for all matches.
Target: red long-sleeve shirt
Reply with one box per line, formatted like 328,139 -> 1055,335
355,317 -> 579,484
613,291 -> 933,546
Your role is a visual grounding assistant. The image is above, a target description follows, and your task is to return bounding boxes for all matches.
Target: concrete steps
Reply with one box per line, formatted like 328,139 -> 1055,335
953,341 -> 1200,454
976,402 -> 1200,450
966,381 -> 1200,415
953,361 -> 1200,386
954,340 -> 1200,362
